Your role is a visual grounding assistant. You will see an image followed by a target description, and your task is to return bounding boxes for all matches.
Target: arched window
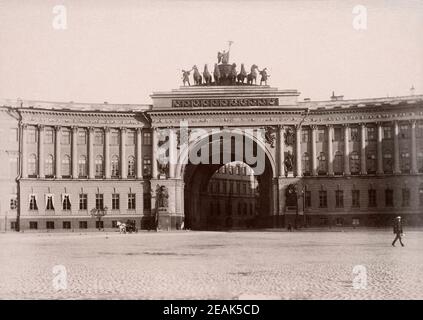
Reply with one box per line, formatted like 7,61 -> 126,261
28,154 -> 37,176
61,155 -> 71,177
95,155 -> 104,177
318,152 -> 327,175
350,152 -> 360,175
111,155 -> 120,177
400,152 -> 410,173
367,153 -> 376,174
418,151 -> 423,173
78,156 -> 87,177
45,154 -> 54,176
127,156 -> 135,177
383,150 -> 393,173
302,153 -> 310,175
334,151 -> 343,175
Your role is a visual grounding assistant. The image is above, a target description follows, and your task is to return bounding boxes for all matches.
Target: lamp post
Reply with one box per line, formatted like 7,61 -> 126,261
90,206 -> 108,231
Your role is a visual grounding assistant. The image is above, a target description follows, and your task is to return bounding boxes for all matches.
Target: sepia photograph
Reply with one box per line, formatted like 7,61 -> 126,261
0,0 -> 423,306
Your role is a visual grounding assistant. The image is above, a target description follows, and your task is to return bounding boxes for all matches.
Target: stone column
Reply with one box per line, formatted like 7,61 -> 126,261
327,125 -> 334,175
136,128 -> 143,179
311,126 -> 317,176
21,124 -> 28,178
104,128 -> 111,179
343,124 -> 350,175
152,128 -> 158,179
295,125 -> 302,177
169,128 -> 176,178
38,125 -> 44,178
360,123 -> 367,175
120,127 -> 127,179
55,126 -> 61,178
88,127 -> 95,179
376,122 -> 384,175
278,125 -> 285,177
393,121 -> 401,174
71,126 -> 78,178
410,120 -> 417,174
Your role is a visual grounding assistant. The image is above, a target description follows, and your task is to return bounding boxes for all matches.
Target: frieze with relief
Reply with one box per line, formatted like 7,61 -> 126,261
171,98 -> 279,108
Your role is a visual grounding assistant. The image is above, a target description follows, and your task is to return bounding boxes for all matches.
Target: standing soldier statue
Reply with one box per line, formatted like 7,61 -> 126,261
217,40 -> 233,64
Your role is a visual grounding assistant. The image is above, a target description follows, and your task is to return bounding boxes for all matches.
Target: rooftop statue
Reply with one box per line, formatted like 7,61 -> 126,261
217,40 -> 233,64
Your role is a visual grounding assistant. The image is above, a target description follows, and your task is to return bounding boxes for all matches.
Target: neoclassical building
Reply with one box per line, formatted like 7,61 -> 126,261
0,83 -> 422,231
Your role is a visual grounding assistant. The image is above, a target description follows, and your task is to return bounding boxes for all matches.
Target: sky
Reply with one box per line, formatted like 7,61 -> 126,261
0,0 -> 422,104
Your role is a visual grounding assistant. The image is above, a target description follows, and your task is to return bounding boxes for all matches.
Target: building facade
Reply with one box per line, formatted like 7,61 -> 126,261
1,85 -> 423,231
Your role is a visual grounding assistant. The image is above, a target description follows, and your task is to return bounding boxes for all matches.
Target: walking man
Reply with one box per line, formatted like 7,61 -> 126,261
392,216 -> 405,247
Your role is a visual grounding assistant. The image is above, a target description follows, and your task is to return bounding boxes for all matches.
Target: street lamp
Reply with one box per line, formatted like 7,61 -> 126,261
90,206 -> 108,231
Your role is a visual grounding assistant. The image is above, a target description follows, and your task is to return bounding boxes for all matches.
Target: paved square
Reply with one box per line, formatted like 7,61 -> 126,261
1,230 -> 422,299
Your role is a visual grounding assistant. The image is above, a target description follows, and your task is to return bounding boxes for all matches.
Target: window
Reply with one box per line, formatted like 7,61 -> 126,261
111,131 -> 119,145
143,132 -> 152,145
62,194 -> 71,211
45,128 -> 54,144
352,190 -> 360,207
319,190 -> 327,208
368,189 -> 377,207
144,193 -> 151,210
305,190 -> 311,208
350,152 -> 360,174
27,127 -> 37,143
61,155 -> 71,177
143,157 -> 152,177
302,153 -> 310,175
334,151 -> 343,175
95,156 -> 104,177
367,127 -> 376,141
63,221 -> 71,229
28,154 -> 37,176
112,194 -> 120,210
95,221 -> 104,229
335,190 -> 344,208
111,155 -> 120,177
418,152 -> 423,173
383,126 -> 392,139
419,185 -> 423,206
46,194 -> 54,210
301,130 -> 310,143
29,195 -> 38,210
335,218 -> 344,226
10,197 -> 17,210
399,124 -> 410,139
79,221 -> 88,229
45,155 -> 54,176
78,130 -> 87,144
79,194 -> 88,210
367,153 -> 376,174
29,221 -> 38,230
95,194 -> 104,210
417,123 -> 423,138
127,130 -> 136,145
334,127 -> 343,141
128,193 -> 136,210
383,151 -> 393,173
402,188 -> 410,207
385,189 -> 394,207
61,130 -> 70,144
95,130 -> 104,145
46,221 -> 54,229
317,152 -> 327,174
400,152 -> 410,173
317,129 -> 325,142
10,222 -> 16,230
350,127 -> 359,141
128,156 -> 136,177
78,156 -> 87,177
352,218 -> 360,226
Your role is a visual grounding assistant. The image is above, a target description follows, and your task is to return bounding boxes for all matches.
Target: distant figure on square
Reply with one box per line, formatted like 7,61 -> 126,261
392,216 -> 405,247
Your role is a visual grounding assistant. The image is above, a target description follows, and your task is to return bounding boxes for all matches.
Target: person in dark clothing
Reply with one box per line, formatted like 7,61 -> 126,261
392,216 -> 404,247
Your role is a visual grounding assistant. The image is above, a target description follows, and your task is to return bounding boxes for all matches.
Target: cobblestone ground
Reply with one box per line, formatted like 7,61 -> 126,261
1,230 -> 422,299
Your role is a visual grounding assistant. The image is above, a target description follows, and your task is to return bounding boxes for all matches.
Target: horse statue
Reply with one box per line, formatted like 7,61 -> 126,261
247,64 -> 259,85
213,63 -> 221,85
237,63 -> 247,84
117,221 -> 126,234
192,65 -> 202,85
229,63 -> 237,85
203,64 -> 212,85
